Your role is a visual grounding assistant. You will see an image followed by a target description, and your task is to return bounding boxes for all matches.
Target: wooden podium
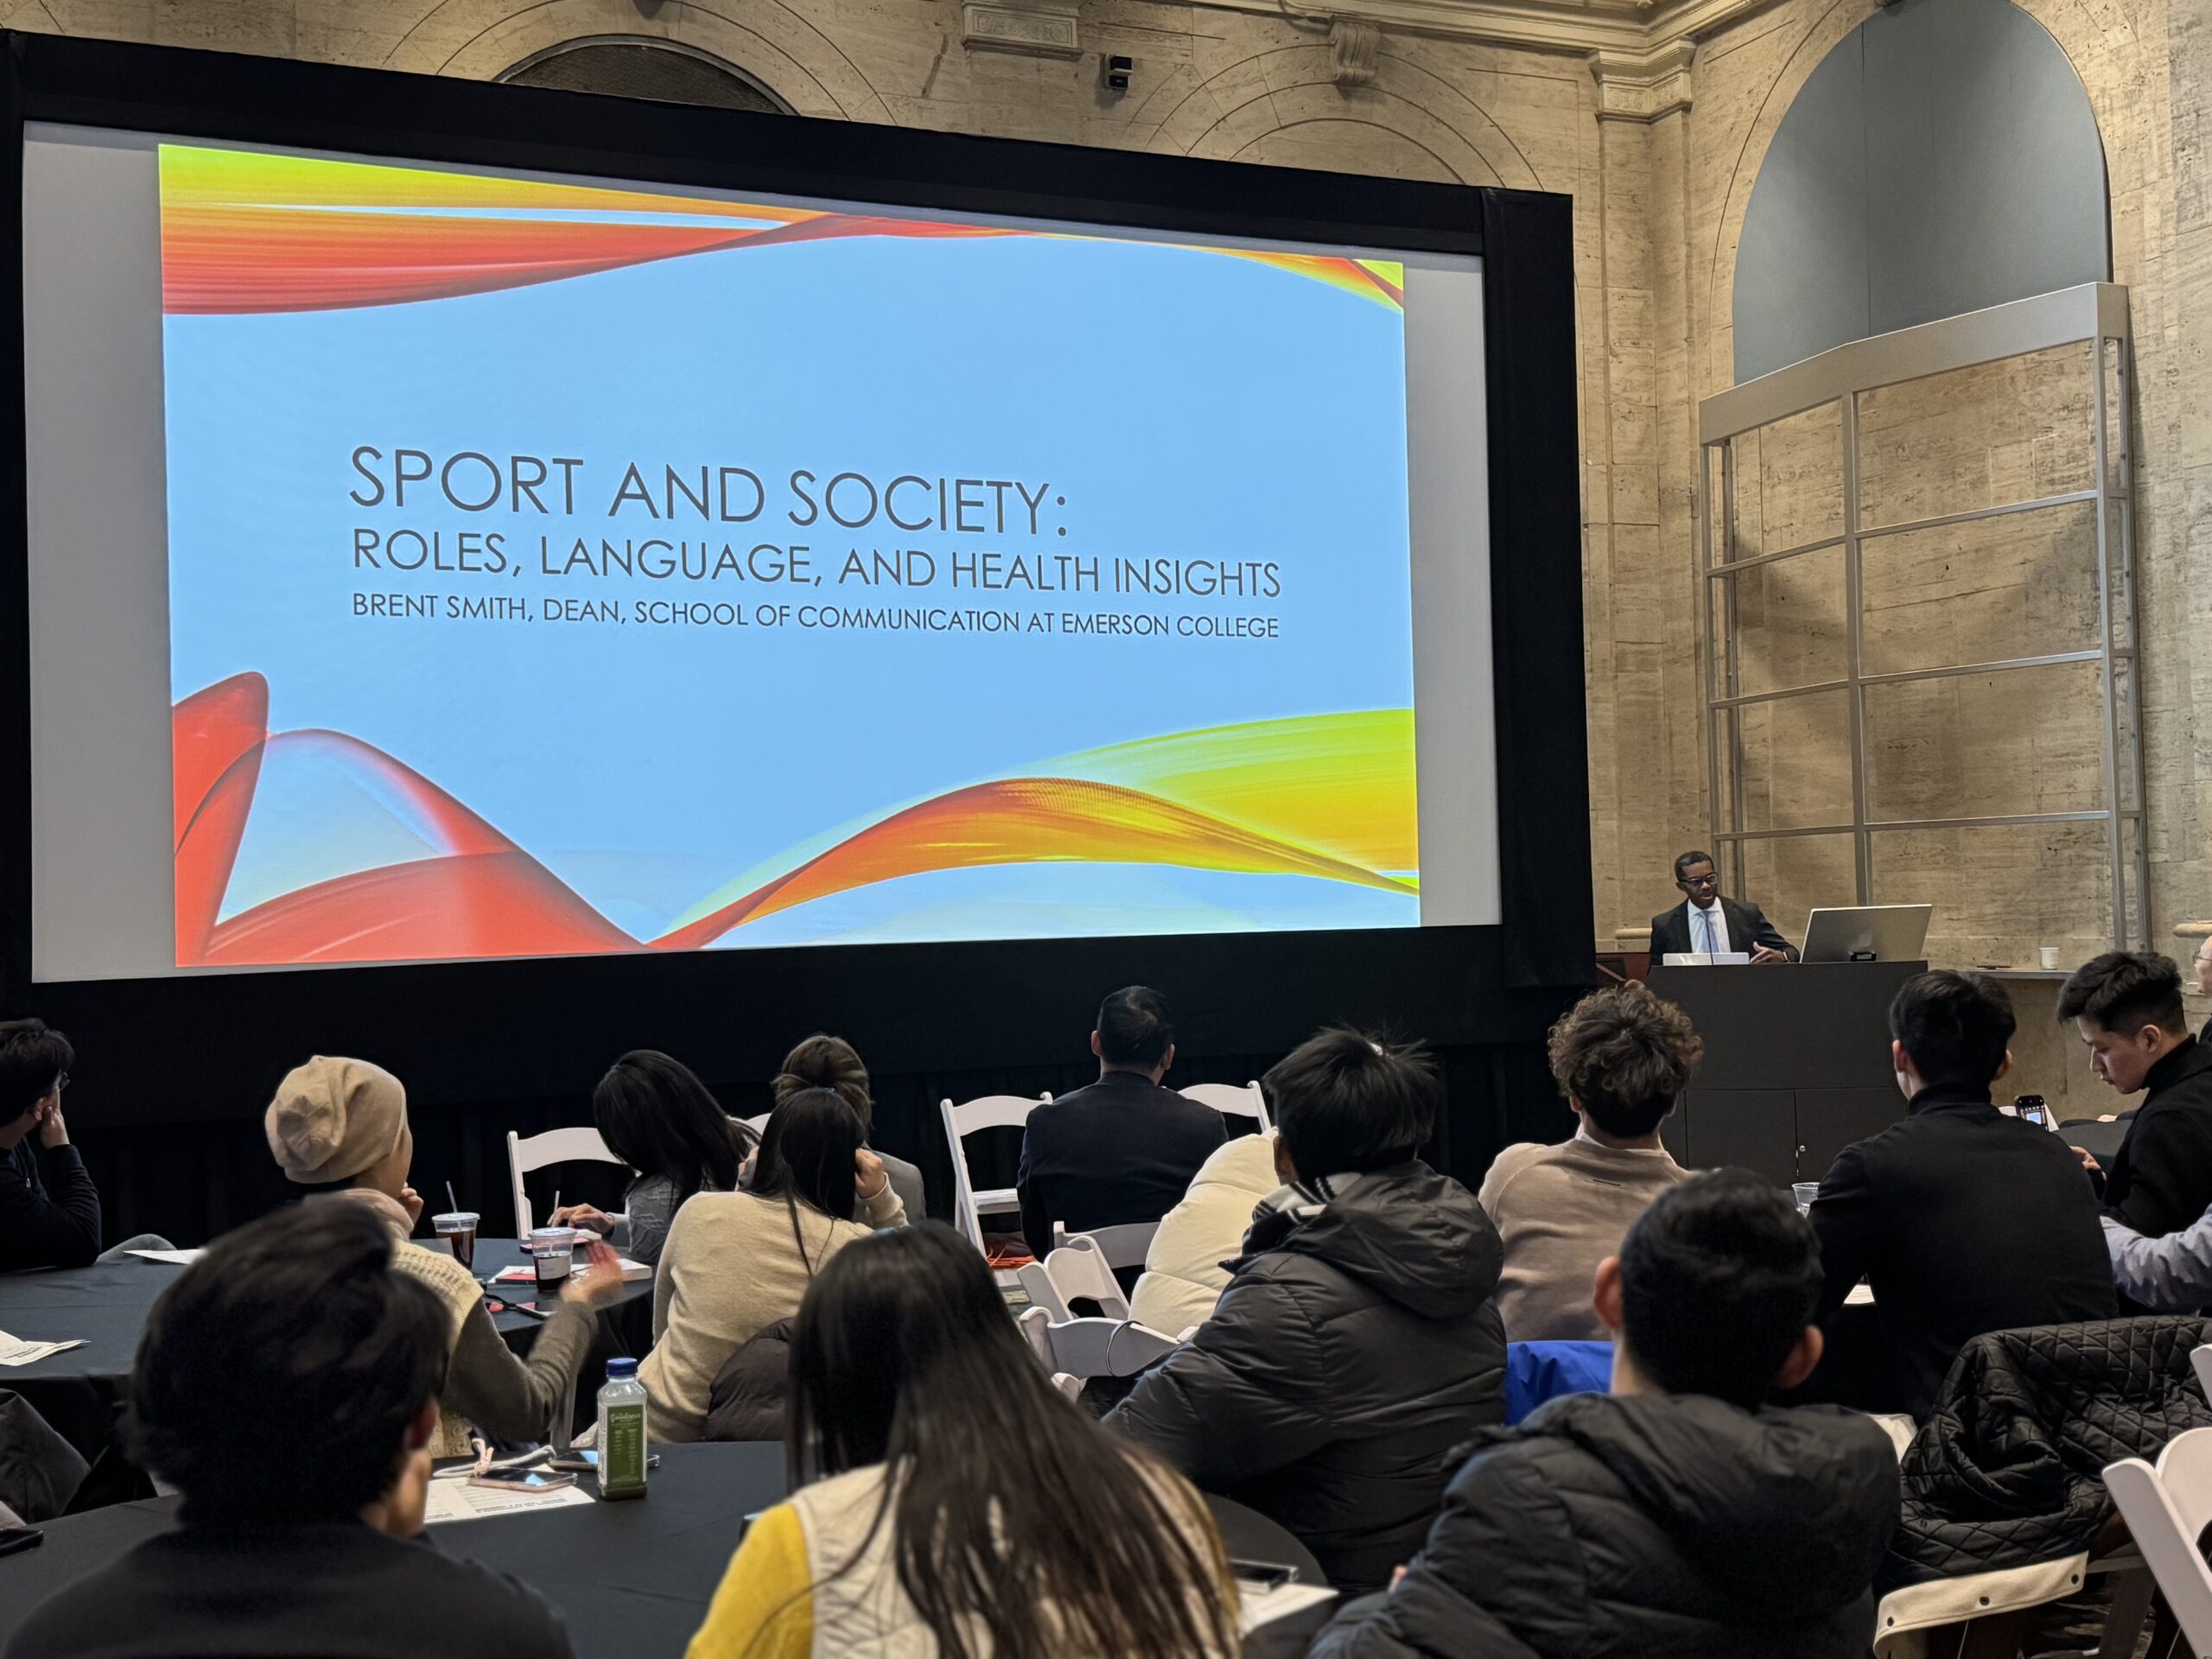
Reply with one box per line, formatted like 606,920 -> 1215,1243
1645,961 -> 1926,1185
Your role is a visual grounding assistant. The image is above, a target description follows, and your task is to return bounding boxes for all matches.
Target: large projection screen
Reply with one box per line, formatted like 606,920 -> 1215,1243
24,125 -> 1498,982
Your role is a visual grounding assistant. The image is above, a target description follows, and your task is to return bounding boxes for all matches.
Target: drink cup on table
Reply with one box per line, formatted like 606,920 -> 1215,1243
527,1226 -> 575,1291
432,1211 -> 480,1269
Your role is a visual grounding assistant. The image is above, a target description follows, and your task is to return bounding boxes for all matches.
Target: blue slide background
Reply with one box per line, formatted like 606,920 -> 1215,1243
163,204 -> 1419,944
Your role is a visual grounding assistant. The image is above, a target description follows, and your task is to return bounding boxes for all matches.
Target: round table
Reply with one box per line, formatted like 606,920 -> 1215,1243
0,1441 -> 1329,1656
0,1239 -> 652,1463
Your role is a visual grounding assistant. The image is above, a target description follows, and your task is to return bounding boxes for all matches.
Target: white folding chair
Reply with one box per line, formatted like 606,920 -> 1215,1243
1016,1261 -> 1071,1320
738,1111 -> 771,1139
1025,1314 -> 1182,1380
939,1092 -> 1051,1248
1181,1080 -> 1270,1133
2104,1422 -> 2212,1656
1052,1372 -> 1084,1402
1031,1230 -> 1144,1321
505,1126 -> 626,1238
2191,1340 -> 2212,1402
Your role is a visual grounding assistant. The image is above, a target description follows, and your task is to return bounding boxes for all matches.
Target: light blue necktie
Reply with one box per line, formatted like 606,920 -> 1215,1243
1696,907 -> 1713,954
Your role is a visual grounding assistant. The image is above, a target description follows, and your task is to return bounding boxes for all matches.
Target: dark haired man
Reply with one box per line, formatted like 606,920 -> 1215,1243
2059,950 -> 2212,1236
1478,982 -> 1698,1339
1015,985 -> 1226,1265
1310,1172 -> 1899,1659
1808,970 -> 2113,1416
0,1017 -> 101,1271
1648,850 -> 1797,963
6,1201 -> 572,1658
1106,1027 -> 1505,1590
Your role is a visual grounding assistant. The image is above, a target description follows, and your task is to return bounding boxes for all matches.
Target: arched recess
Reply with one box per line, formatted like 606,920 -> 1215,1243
385,0 -> 893,124
1730,0 -> 2107,381
1141,45 -> 1541,190
1706,0 -> 2133,390
502,36 -> 793,114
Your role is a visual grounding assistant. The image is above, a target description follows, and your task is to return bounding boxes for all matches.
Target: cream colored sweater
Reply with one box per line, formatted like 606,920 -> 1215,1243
1478,1135 -> 1693,1342
643,1183 -> 906,1441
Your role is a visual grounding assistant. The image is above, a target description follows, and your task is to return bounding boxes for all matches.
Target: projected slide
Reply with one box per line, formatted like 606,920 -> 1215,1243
157,144 -> 1421,968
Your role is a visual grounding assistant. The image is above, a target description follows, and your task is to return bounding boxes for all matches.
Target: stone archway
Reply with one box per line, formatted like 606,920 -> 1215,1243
384,0 -> 894,124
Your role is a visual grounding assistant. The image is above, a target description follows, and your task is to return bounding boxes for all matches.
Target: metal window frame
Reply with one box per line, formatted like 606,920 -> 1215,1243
1694,283 -> 2145,948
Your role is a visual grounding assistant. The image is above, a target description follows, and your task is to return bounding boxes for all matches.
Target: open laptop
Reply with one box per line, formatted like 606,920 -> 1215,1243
1801,904 -> 1933,963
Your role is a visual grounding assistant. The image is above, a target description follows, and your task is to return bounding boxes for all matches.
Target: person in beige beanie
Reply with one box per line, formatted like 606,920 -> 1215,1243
266,1056 -> 626,1454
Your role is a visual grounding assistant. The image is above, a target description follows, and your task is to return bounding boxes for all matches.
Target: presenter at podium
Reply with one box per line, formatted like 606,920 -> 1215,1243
1649,851 -> 1799,964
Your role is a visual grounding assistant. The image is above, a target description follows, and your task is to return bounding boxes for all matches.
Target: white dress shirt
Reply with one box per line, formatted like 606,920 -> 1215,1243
1689,899 -> 1732,955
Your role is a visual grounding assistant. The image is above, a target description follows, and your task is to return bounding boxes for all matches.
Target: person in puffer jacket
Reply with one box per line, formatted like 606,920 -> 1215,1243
1309,1169 -> 1901,1659
1104,1028 -> 1506,1592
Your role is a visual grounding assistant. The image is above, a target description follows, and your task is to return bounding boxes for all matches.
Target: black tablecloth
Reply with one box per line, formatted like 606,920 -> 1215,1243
0,1441 -> 1328,1656
0,1240 -> 652,1464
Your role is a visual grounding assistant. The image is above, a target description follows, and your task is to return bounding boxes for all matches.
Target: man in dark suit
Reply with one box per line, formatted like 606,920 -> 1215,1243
1016,986 -> 1228,1264
1648,850 -> 1798,963
2060,950 -> 2212,1237
1807,970 -> 2114,1418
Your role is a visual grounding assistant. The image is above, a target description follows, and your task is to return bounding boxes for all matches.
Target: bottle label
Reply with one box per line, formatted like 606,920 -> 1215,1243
600,1401 -> 647,1499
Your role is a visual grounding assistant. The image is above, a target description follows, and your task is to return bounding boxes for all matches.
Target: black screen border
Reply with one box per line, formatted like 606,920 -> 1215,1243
0,29 -> 1592,1129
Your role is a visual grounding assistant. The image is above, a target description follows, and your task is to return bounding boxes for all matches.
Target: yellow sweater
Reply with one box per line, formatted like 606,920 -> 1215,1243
686,1460 -> 1237,1659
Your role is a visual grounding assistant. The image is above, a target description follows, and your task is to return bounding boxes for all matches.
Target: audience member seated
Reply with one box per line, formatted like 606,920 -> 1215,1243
1309,1172 -> 1899,1659
266,1056 -> 626,1453
1128,1130 -> 1279,1335
644,1087 -> 906,1441
549,1048 -> 753,1266
2059,950 -> 2212,1235
1017,986 -> 1227,1265
1808,971 -> 2114,1418
685,1224 -> 1236,1659
772,1033 -> 927,1222
5,1202 -> 573,1659
0,1019 -> 100,1271
2101,1198 -> 2212,1311
1105,1027 -> 1506,1591
1478,983 -> 1697,1340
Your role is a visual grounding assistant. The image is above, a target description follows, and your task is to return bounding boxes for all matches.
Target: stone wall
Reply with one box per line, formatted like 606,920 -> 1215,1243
8,0 -> 2207,989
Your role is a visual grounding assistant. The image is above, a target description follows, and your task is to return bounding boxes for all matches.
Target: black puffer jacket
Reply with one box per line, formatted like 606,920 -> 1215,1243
1102,1161 -> 1504,1590
1884,1317 -> 2212,1590
1308,1393 -> 1901,1659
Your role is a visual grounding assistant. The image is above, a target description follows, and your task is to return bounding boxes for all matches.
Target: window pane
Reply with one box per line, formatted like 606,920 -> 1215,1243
1865,661 -> 2106,823
1870,820 -> 2113,969
1859,499 -> 2098,677
1856,343 -> 2095,530
1725,402 -> 1843,563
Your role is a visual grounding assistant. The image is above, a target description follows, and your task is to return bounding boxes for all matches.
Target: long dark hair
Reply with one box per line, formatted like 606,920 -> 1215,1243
785,1224 -> 1236,1659
592,1050 -> 751,1208
772,1033 -> 873,1136
751,1087 -> 862,1272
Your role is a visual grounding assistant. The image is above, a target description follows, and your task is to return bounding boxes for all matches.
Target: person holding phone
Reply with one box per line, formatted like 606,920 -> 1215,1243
6,1202 -> 572,1659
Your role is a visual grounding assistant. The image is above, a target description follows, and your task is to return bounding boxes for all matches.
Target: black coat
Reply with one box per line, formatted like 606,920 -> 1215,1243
702,1318 -> 793,1443
1648,896 -> 1797,961
0,1139 -> 100,1272
1015,1070 -> 1227,1262
2101,1033 -> 2212,1236
1809,1086 -> 2116,1419
1308,1394 -> 1900,1659
1885,1317 -> 2212,1591
1102,1161 -> 1504,1591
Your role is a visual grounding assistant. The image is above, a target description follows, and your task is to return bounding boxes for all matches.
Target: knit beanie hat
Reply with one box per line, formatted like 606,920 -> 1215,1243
264,1056 -> 408,1185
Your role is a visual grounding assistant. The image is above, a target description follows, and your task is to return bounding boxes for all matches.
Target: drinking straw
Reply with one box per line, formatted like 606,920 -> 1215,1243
446,1181 -> 459,1214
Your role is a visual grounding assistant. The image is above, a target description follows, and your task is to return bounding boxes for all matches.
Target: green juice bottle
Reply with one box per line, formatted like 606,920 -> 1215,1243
596,1357 -> 649,1500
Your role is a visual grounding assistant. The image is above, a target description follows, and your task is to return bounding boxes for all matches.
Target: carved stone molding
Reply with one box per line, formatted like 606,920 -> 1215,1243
1328,17 -> 1382,87
960,1 -> 1081,57
1588,39 -> 1694,121
1185,0 -> 1775,65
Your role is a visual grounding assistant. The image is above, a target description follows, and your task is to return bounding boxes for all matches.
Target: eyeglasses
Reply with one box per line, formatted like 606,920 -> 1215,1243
50,1071 -> 67,1095
1679,874 -> 1719,890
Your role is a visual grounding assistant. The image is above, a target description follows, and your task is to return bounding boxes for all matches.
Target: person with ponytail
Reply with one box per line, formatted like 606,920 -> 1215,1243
684,1224 -> 1239,1659
642,1088 -> 906,1441
772,1034 -> 926,1221
551,1049 -> 753,1266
